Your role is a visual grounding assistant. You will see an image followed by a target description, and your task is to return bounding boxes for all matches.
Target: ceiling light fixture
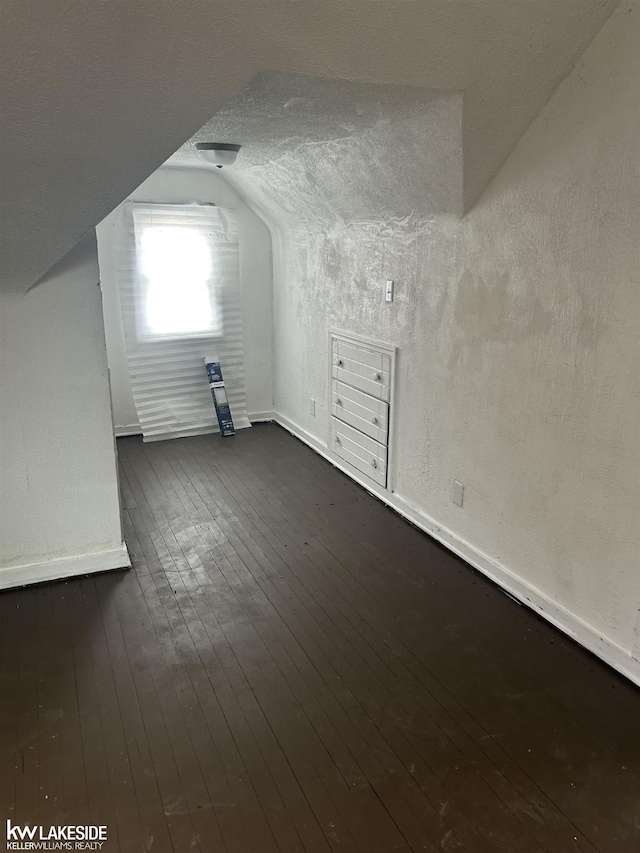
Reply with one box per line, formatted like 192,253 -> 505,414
196,142 -> 241,168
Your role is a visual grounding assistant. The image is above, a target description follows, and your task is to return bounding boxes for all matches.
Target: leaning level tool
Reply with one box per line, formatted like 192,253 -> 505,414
204,355 -> 235,437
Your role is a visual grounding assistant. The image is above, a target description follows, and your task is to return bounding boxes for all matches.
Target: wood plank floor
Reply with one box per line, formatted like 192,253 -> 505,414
1,423 -> 638,853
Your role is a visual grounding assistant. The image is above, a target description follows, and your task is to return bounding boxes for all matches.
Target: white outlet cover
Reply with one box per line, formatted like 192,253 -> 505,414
453,480 -> 464,507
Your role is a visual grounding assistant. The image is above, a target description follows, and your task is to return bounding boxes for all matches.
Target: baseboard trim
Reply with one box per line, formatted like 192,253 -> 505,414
274,413 -> 640,687
249,411 -> 276,423
0,543 -> 131,591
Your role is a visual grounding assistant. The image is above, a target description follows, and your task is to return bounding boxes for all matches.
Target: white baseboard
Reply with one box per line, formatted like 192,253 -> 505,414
114,423 -> 141,437
0,543 -> 131,591
275,413 -> 640,687
249,411 -> 276,423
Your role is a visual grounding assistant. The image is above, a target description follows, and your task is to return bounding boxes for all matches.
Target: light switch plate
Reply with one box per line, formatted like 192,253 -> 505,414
453,480 -> 464,507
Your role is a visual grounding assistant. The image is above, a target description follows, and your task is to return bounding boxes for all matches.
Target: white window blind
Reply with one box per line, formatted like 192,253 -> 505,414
116,202 -> 250,441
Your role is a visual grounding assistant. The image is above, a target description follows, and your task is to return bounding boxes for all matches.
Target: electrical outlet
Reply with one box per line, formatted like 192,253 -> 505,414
385,279 -> 394,302
310,397 -> 316,416
453,480 -> 464,507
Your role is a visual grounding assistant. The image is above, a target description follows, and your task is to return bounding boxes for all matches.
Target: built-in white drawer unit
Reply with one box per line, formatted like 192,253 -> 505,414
329,332 -> 396,490
330,418 -> 388,488
331,339 -> 391,401
331,379 -> 388,444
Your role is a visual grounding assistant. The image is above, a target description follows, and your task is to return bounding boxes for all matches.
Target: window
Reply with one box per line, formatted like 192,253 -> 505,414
132,205 -> 223,341
116,202 -> 247,441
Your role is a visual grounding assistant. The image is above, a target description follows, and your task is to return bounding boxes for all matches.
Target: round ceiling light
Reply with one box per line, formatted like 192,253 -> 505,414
196,142 -> 241,168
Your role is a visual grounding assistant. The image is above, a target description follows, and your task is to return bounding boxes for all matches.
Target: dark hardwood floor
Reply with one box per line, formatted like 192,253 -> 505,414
1,423 -> 638,852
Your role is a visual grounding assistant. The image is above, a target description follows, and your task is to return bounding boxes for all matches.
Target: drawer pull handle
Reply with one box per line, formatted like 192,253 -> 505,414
372,416 -> 378,424
373,372 -> 381,380
334,435 -> 340,444
371,459 -> 377,468
336,398 -> 342,406
337,359 -> 343,366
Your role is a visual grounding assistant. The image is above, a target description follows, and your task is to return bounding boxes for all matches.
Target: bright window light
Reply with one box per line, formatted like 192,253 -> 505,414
137,225 -> 220,339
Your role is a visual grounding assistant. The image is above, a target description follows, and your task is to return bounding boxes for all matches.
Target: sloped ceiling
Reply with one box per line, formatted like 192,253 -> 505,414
170,74 -> 464,228
0,0 -> 617,292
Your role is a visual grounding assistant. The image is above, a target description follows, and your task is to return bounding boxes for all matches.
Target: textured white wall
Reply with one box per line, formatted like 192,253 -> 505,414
0,233 -> 126,584
97,166 -> 274,431
272,4 -> 640,673
174,76 -> 464,220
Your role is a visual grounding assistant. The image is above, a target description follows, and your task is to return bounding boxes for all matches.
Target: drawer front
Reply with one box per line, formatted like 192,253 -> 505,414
331,341 -> 391,401
330,417 -> 387,487
332,379 -> 389,444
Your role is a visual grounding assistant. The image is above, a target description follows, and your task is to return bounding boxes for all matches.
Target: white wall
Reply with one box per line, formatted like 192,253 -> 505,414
272,3 -> 640,679
97,166 -> 274,433
0,233 -> 128,588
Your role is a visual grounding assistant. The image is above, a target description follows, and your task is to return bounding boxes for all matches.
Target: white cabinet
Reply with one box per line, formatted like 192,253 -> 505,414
331,379 -> 389,444
329,332 -> 395,489
330,418 -> 388,487
332,342 -> 392,401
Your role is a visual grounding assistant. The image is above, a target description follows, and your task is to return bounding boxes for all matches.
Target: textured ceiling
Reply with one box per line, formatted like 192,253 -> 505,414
0,0 -> 617,292
170,74 -> 463,227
